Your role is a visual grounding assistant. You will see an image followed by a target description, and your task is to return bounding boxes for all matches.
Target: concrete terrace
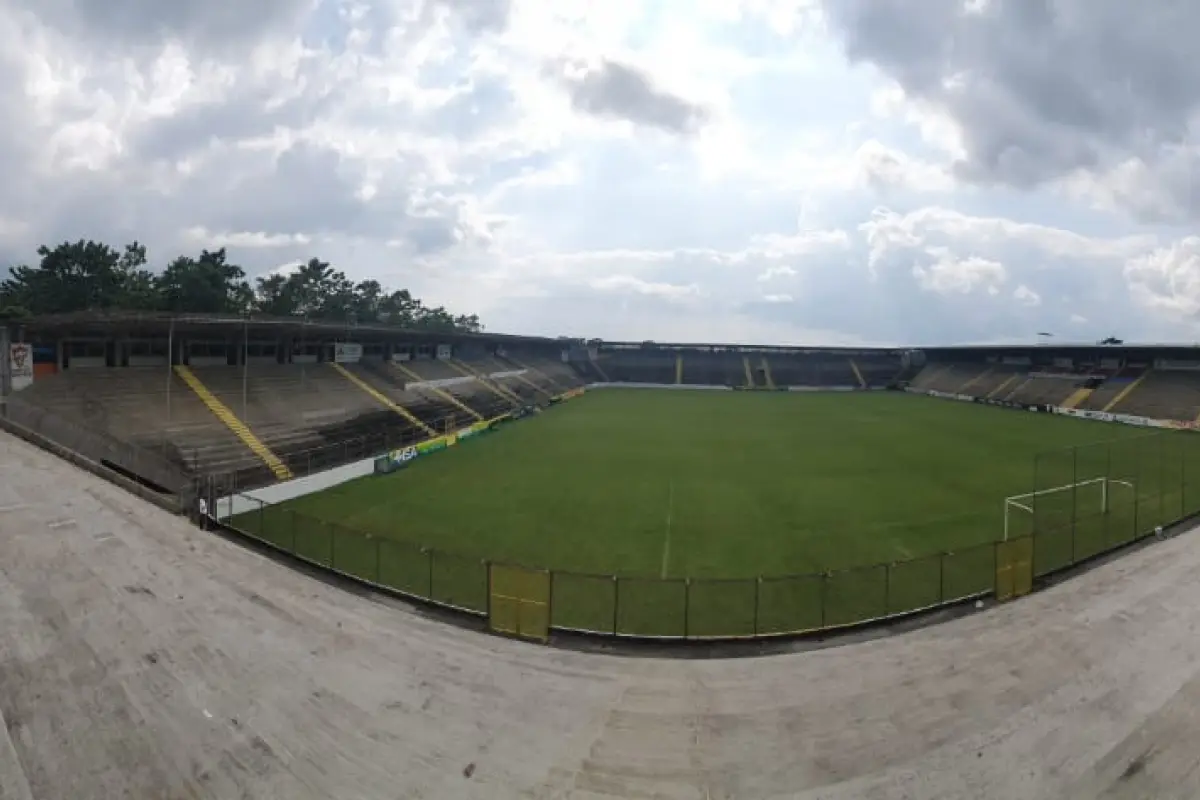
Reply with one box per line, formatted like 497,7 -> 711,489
1,429 -> 1199,799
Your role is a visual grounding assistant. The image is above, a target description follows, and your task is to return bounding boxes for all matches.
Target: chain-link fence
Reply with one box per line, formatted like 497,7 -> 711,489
218,498 -> 1003,638
212,430 -> 1200,641
1023,431 -> 1200,578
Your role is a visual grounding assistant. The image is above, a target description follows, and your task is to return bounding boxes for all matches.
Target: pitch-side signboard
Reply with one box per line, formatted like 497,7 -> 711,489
334,342 -> 362,364
9,343 -> 32,391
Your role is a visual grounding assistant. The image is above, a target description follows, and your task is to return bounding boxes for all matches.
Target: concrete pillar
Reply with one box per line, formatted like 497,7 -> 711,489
0,325 -> 10,401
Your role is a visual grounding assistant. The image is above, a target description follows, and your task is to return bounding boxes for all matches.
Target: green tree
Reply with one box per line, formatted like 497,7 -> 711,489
3,240 -> 486,333
0,240 -> 156,314
158,248 -> 253,313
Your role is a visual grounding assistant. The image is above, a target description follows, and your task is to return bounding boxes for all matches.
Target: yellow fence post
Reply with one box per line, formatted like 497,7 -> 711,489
995,536 -> 1033,602
489,564 -> 551,641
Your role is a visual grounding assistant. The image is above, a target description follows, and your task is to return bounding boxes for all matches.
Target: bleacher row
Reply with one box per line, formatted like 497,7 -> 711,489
20,349 -> 901,491
577,351 -> 900,389
22,355 -> 583,490
910,362 -> 1200,423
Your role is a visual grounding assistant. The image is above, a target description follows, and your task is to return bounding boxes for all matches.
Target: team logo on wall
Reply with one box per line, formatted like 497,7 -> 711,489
9,344 -> 33,390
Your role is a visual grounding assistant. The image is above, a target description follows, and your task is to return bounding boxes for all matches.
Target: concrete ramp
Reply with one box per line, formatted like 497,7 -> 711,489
3,429 -> 1200,798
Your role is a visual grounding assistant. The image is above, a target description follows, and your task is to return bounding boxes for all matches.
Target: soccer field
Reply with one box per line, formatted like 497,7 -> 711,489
239,389 -> 1195,636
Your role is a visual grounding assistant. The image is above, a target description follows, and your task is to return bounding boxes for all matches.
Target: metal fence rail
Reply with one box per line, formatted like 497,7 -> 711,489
214,431 -> 1200,641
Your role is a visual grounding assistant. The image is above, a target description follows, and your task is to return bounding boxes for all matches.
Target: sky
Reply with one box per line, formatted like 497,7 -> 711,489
3,0 -> 1200,346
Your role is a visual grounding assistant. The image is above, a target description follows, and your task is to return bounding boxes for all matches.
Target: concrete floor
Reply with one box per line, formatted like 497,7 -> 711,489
1,429 -> 1199,799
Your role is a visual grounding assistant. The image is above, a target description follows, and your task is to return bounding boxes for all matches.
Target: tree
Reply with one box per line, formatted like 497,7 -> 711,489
4,240 -> 486,333
0,239 -> 156,314
158,248 -> 253,313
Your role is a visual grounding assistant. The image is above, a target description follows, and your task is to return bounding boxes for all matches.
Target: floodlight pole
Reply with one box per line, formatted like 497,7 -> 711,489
242,315 -> 249,417
166,317 -> 174,421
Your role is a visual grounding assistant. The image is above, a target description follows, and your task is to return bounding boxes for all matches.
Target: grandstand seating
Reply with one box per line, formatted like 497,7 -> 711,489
494,355 -> 566,397
518,356 -> 585,391
1108,370 -> 1200,421
18,367 -> 252,474
576,349 -> 907,388
353,362 -> 502,425
855,357 -> 900,387
680,351 -> 745,386
909,363 -> 1091,406
910,363 -> 981,394
1078,368 -> 1142,412
1004,376 -> 1079,407
594,350 -> 676,384
388,360 -> 503,420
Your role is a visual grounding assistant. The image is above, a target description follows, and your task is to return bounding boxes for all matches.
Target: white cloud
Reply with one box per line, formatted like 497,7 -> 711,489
588,274 -> 701,302
2,0 -> 1200,347
912,250 -> 1006,296
851,139 -> 954,193
1013,284 -> 1041,307
1124,237 -> 1200,318
183,227 -> 313,248
757,265 -> 796,282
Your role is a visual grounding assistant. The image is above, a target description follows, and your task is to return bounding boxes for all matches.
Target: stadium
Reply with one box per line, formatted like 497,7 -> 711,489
5,312 -> 1200,796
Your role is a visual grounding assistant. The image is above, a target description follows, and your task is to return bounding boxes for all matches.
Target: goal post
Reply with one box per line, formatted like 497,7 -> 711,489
1003,476 -> 1136,541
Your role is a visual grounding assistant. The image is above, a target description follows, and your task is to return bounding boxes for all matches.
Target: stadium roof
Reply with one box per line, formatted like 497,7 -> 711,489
8,310 -> 567,346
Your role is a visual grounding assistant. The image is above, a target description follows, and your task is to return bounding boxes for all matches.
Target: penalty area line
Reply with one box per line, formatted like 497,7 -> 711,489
661,481 -> 675,579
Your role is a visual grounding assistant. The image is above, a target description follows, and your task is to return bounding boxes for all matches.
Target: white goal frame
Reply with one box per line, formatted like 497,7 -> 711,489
1003,476 -> 1136,541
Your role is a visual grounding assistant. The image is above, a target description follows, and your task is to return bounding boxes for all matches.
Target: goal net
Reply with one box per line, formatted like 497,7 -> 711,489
1003,476 -> 1136,541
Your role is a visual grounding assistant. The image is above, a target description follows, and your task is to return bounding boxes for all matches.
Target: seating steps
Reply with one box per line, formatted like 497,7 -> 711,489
1110,371 -> 1200,421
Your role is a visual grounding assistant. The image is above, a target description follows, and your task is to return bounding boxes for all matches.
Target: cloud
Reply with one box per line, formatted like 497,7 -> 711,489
821,0 -> 1200,220
912,250 -> 1006,296
1013,284 -> 1041,307
1124,237 -> 1200,318
588,274 -> 702,302
554,57 -> 710,135
5,0 -> 1200,349
757,265 -> 796,282
852,139 -> 953,193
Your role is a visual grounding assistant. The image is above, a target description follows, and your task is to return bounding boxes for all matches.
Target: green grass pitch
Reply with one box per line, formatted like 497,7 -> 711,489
237,389 -> 1199,637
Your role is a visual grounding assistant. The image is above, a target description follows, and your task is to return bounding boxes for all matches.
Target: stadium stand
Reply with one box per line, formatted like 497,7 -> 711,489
18,366 -> 248,475
385,360 -> 490,421
671,350 -> 741,386
910,363 -> 980,394
23,313 -> 1200,510
594,349 -> 676,384
1108,369 -> 1200,421
1004,374 -> 1080,407
1079,367 -> 1146,412
855,354 -> 904,387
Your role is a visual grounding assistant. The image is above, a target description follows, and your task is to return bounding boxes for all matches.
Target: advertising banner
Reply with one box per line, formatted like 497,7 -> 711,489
416,437 -> 449,455
334,342 -> 363,363
9,343 -> 32,391
391,351 -> 411,362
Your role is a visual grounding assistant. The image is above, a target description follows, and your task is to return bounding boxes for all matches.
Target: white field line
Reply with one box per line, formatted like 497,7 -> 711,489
661,481 -> 675,579
1007,501 -> 1033,513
